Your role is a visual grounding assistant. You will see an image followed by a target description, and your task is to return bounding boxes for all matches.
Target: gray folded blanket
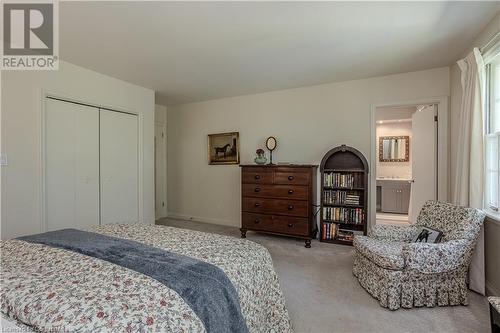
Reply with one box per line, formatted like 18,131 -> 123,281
18,228 -> 249,333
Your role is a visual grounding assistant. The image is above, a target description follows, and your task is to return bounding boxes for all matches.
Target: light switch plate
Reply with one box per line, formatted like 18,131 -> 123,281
0,154 -> 8,166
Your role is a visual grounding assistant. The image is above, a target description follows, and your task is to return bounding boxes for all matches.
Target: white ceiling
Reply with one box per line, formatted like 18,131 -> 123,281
60,2 -> 499,105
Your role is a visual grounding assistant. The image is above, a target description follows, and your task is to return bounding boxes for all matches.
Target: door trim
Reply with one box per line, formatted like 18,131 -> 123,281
39,90 -> 144,232
154,122 -> 167,219
369,96 -> 449,228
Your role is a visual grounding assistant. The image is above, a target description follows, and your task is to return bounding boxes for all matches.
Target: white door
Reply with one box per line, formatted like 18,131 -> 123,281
410,105 -> 437,223
99,109 -> 139,224
155,124 -> 167,219
45,98 -> 99,230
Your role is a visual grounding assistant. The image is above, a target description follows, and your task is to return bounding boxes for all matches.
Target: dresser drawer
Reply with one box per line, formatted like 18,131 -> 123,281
242,213 -> 309,236
274,171 -> 310,185
242,170 -> 273,184
242,184 -> 308,200
242,197 -> 308,217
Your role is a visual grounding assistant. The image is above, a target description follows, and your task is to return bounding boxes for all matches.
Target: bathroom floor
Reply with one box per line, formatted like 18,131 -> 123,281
376,212 -> 409,225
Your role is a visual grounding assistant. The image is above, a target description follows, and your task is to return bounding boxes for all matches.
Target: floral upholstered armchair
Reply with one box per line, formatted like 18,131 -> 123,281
353,201 -> 486,310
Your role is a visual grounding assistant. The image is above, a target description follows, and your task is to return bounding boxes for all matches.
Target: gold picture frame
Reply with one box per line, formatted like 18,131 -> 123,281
379,136 -> 410,162
208,132 -> 240,165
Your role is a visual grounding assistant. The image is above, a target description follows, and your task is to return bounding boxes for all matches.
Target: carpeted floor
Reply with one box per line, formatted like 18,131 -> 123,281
156,218 -> 490,333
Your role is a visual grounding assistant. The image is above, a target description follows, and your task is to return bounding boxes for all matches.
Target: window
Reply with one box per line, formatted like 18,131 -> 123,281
485,54 -> 500,213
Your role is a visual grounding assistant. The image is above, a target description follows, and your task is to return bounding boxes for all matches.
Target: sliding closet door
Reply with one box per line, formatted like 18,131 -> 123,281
45,98 -> 100,231
100,109 -> 139,224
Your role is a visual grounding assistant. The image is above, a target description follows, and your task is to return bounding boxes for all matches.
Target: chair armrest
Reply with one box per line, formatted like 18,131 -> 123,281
402,239 -> 469,274
369,224 -> 418,242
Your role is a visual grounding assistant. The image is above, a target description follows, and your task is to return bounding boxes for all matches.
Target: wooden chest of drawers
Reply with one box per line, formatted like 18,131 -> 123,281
240,165 -> 318,247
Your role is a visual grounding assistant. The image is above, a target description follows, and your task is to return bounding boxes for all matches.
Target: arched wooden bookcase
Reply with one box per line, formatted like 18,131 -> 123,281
319,144 -> 369,245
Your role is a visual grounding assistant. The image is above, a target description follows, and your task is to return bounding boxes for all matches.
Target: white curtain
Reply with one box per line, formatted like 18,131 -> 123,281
453,48 -> 486,295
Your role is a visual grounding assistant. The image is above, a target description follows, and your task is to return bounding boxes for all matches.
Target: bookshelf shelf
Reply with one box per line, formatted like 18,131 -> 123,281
320,144 -> 369,246
323,219 -> 364,227
322,202 -> 364,208
321,238 -> 354,246
323,186 -> 365,191
323,169 -> 365,173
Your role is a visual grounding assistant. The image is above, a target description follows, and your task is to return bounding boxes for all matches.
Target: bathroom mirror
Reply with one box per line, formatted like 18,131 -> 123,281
379,136 -> 409,162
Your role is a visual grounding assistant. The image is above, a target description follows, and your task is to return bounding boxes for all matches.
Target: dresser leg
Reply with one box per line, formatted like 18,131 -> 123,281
240,229 -> 247,239
305,239 -> 311,248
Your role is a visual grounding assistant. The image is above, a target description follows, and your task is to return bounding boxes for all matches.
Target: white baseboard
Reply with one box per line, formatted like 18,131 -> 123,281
166,212 -> 239,228
486,280 -> 500,296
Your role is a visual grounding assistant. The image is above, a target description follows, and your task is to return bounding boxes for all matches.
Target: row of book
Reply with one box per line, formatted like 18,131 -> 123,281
323,172 -> 363,189
323,190 -> 361,205
323,207 -> 365,224
322,222 -> 338,240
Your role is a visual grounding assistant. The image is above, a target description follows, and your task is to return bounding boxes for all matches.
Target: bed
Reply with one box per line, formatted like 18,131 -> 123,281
0,224 -> 292,332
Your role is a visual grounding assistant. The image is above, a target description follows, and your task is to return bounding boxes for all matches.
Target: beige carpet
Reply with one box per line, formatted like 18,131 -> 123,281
156,218 -> 490,333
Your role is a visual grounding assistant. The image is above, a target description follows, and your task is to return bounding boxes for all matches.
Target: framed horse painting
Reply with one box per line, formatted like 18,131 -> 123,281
208,132 -> 240,165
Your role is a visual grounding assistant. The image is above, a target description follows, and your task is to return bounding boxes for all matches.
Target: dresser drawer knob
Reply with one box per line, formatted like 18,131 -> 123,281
288,175 -> 294,181
254,175 -> 261,180
254,187 -> 261,193
254,219 -> 260,224
288,205 -> 294,210
288,223 -> 293,228
288,189 -> 294,194
254,202 -> 261,207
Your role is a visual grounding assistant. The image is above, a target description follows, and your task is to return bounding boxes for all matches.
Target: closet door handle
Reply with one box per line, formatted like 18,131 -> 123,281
288,175 -> 294,181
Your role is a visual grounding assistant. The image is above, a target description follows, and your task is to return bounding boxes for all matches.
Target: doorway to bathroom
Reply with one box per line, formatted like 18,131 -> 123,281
370,98 -> 449,227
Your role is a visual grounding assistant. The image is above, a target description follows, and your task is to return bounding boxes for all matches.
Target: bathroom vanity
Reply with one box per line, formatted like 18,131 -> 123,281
376,179 -> 411,214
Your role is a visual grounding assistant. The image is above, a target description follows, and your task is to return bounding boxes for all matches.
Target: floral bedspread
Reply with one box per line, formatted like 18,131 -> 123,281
0,224 -> 292,332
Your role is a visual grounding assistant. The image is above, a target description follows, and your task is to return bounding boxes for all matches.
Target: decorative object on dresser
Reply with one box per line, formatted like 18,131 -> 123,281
254,149 -> 267,165
320,144 -> 369,246
240,165 -> 318,248
208,132 -> 240,165
265,136 -> 277,165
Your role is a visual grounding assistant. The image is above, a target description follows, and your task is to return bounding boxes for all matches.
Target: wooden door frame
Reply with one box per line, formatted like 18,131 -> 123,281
369,96 -> 449,229
39,89 -> 144,232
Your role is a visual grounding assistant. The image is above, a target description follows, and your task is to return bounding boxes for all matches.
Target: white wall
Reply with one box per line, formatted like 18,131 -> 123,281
376,121 -> 412,179
1,60 -> 155,239
155,104 -> 167,124
167,67 -> 450,227
449,12 -> 500,296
